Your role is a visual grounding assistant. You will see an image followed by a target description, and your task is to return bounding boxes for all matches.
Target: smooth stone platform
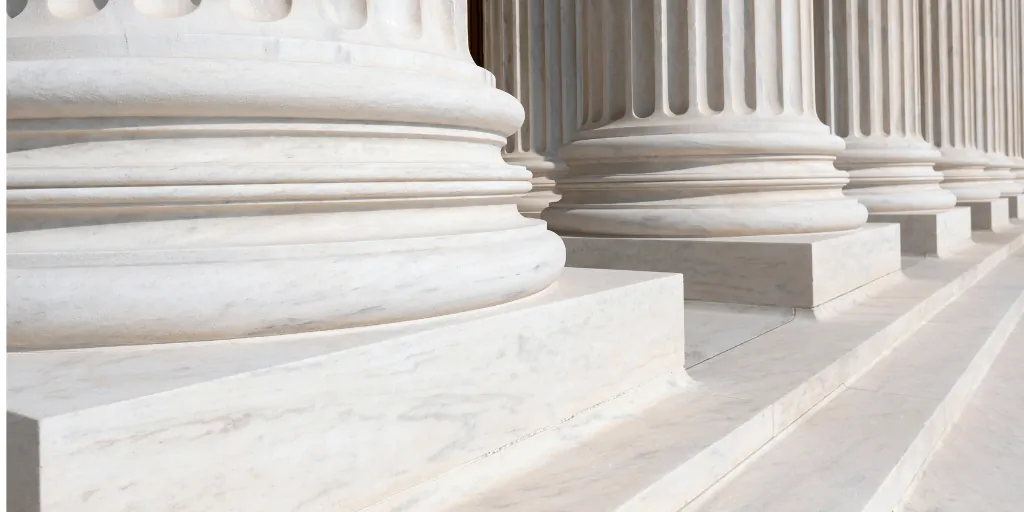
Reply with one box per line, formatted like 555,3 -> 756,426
686,261 -> 1024,512
903,319 -> 1024,512
961,198 -> 1011,231
1010,195 -> 1024,220
869,208 -> 973,257
369,224 -> 1024,512
562,224 -> 901,309
6,268 -> 686,512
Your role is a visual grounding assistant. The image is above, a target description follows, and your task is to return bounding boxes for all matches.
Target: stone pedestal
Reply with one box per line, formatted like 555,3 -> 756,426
962,198 -> 1012,232
1009,195 -> 1024,220
563,224 -> 901,309
870,209 -> 973,257
7,268 -> 687,512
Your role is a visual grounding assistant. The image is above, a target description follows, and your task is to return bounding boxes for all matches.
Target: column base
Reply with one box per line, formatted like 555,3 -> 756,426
1008,195 -> 1024,220
6,268 -> 686,512
562,224 -> 901,309
960,198 -> 1011,231
868,208 -> 973,257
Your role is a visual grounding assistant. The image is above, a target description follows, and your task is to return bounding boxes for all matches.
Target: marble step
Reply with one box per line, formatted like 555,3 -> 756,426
683,256 -> 1024,512
900,316 -> 1024,512
365,224 -> 1024,512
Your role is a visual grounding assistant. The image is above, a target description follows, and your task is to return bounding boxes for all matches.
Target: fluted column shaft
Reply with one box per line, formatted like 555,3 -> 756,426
483,0 -> 578,217
544,0 -> 867,237
920,0 -> 1001,202
1001,0 -> 1024,183
974,0 -> 1022,196
817,0 -> 955,214
6,0 -> 565,349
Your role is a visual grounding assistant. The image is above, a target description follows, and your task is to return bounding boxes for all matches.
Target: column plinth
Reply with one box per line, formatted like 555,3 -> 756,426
6,0 -> 566,350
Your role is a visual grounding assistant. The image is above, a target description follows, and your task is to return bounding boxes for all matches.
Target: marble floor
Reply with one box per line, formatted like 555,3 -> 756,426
902,316 -> 1024,512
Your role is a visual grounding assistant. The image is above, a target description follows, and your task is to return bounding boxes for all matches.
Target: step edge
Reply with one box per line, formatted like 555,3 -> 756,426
625,235 -> 1024,512
864,291 -> 1024,512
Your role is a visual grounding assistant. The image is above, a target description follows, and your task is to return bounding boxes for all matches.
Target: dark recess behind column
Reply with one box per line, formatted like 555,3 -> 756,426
469,0 -> 485,67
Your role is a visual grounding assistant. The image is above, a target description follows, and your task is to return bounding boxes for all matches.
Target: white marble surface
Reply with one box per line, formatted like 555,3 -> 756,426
396,225 -> 1024,512
1010,195 -> 1024,219
686,264 -> 1024,512
483,0 -> 576,217
902,322 -> 1024,512
563,224 -> 902,309
819,0 -> 957,215
543,0 -> 869,238
682,302 -> 794,367
6,268 -> 685,512
7,0 -> 568,349
870,208 -> 974,257
964,198 -> 1012,231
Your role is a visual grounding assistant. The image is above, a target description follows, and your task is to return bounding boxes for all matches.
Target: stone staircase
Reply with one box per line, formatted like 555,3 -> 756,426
901,319 -> 1024,512
363,224 -> 1024,512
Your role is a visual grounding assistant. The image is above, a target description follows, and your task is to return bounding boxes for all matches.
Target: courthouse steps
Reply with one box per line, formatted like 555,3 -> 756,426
365,223 -> 1024,512
900,318 -> 1024,511
684,254 -> 1024,511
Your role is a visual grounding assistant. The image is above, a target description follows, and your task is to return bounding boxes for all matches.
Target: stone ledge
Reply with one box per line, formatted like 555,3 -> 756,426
1009,195 -> 1024,220
407,225 -> 1024,512
960,198 -> 1011,231
6,268 -> 686,512
562,224 -> 901,309
869,208 -> 973,257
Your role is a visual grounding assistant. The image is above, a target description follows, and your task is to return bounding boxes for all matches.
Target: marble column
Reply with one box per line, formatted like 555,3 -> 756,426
1002,0 -> 1024,207
6,0 -> 565,350
975,0 -> 1022,197
815,0 -> 966,256
483,0 -> 578,217
816,0 -> 954,215
545,0 -> 867,237
919,0 -> 1003,205
546,0 -> 901,308
1007,0 -> 1024,186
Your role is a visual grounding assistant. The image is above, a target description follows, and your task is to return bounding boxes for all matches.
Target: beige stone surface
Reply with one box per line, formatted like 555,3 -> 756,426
6,0 -> 566,349
562,224 -> 901,309
869,208 -> 973,257
6,268 -> 686,512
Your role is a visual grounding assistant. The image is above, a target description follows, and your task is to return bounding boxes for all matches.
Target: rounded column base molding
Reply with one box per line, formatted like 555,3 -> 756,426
935,147 -> 1004,202
504,155 -> 567,217
836,138 -> 955,214
545,128 -> 868,237
985,155 -> 1024,197
7,209 -> 565,351
6,3 -> 568,350
1011,159 -> 1024,186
